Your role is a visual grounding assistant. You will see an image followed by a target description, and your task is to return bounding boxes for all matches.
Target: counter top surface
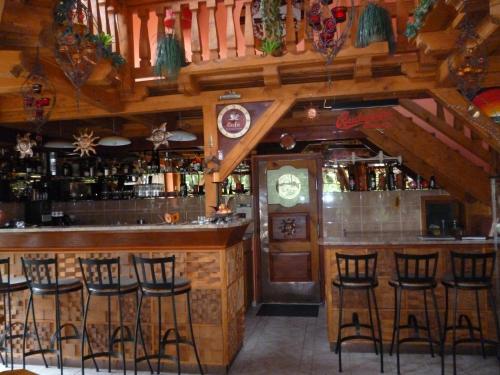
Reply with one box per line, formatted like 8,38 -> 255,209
0,219 -> 251,233
320,232 -> 493,246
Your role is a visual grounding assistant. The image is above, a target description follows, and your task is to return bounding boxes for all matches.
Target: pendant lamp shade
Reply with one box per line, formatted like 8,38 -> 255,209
168,130 -> 197,142
98,136 -> 132,146
43,140 -> 74,149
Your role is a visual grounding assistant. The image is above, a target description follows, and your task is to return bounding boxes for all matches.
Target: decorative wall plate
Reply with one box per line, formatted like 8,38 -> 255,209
73,129 -> 99,157
217,104 -> 251,139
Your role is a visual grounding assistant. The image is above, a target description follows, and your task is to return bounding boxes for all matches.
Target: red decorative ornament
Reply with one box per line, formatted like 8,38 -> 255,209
163,17 -> 175,29
332,6 -> 347,23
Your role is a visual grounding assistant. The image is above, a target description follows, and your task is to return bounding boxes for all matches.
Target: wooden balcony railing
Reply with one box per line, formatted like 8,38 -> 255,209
85,1 -> 419,85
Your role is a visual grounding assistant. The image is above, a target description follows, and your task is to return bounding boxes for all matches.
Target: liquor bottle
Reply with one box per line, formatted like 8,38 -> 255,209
348,168 -> 356,191
368,168 -> 377,191
387,165 -> 395,191
429,176 -> 436,189
416,175 -> 422,190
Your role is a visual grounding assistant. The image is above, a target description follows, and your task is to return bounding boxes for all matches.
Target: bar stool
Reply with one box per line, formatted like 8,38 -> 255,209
79,257 -> 143,375
389,252 -> 443,375
442,251 -> 500,375
0,257 -> 30,370
132,255 -> 203,375
21,256 -> 86,375
332,253 -> 383,373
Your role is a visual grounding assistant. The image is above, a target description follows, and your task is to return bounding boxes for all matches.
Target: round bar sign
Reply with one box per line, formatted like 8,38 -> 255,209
217,104 -> 251,138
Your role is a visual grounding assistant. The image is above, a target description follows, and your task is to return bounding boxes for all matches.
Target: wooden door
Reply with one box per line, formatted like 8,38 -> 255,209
254,154 -> 322,303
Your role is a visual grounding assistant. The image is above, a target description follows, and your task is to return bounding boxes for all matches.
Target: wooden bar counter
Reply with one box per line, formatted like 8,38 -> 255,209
0,220 -> 250,373
322,233 -> 496,352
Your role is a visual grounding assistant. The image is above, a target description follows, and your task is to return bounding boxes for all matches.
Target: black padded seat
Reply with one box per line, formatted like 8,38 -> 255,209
333,276 -> 378,289
441,275 -> 491,290
0,276 -> 28,293
141,277 -> 191,296
87,276 -> 138,295
388,278 -> 437,290
31,278 -> 82,295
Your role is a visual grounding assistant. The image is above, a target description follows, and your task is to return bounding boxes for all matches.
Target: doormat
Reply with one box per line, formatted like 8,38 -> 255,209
256,303 -> 319,317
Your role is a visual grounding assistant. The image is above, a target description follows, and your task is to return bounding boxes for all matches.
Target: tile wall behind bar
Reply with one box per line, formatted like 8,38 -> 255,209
0,197 -> 206,225
322,190 -> 448,237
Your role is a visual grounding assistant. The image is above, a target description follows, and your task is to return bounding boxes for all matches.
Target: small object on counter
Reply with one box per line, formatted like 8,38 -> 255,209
164,212 -> 180,224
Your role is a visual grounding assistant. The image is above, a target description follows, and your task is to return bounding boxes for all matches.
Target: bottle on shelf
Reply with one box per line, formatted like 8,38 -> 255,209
348,166 -> 356,191
387,165 -> 396,191
368,168 -> 377,191
429,175 -> 436,189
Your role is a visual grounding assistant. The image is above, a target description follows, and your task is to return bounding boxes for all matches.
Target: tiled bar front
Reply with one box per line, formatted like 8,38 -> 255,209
323,240 -> 497,352
0,223 -> 248,373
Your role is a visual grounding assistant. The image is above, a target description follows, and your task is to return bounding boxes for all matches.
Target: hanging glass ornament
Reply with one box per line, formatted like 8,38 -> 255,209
20,50 -> 56,128
147,123 -> 173,150
73,129 -> 99,157
448,20 -> 488,100
53,0 -> 99,100
307,0 -> 354,64
15,133 -> 37,159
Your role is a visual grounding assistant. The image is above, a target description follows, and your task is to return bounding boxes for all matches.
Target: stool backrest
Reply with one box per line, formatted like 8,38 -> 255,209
21,256 -> 59,289
335,253 -> 377,283
394,252 -> 438,284
78,257 -> 122,291
132,255 -> 175,291
0,257 -> 10,286
450,251 -> 496,284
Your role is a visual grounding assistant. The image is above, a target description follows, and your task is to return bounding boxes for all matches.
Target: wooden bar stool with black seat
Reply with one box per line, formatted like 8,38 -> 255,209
442,251 -> 500,375
79,257 -> 144,375
333,252 -> 383,373
0,257 -> 33,370
389,252 -> 443,375
132,255 -> 203,375
21,256 -> 92,375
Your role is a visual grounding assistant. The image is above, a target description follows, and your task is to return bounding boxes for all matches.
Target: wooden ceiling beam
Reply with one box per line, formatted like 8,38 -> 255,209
366,108 -> 490,204
219,97 -> 295,179
398,98 -> 492,163
361,127 -> 473,203
430,87 -> 500,153
415,30 -> 459,56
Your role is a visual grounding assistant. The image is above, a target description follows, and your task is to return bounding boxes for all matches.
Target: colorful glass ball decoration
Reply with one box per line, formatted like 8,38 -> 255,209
308,1 -> 353,64
21,72 -> 56,126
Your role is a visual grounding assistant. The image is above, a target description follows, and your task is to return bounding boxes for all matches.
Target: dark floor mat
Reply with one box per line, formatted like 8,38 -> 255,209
256,303 -> 319,317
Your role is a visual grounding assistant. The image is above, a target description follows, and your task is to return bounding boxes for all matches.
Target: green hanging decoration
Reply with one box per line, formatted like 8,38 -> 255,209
154,34 -> 186,81
355,2 -> 395,54
405,0 -> 437,39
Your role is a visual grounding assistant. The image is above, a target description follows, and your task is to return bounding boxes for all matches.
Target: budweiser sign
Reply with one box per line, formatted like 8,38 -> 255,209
335,109 -> 394,130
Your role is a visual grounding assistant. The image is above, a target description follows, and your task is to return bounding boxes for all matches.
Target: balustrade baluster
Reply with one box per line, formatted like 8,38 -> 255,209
172,3 -> 184,52
225,0 -> 237,58
285,0 -> 296,52
207,0 -> 219,60
86,0 -> 94,34
303,0 -> 313,51
189,2 -> 202,63
138,8 -> 152,68
156,6 -> 166,44
98,0 -> 109,34
90,0 -> 101,33
107,3 -> 118,52
115,2 -> 133,91
396,0 -> 408,49
243,0 -> 255,56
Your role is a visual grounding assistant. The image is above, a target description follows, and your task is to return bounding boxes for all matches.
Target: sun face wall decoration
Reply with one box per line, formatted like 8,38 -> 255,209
73,129 -> 99,157
15,133 -> 37,159
147,122 -> 173,150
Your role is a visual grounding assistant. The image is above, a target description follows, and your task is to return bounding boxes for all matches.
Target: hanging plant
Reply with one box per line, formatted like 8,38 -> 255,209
405,0 -> 437,39
260,0 -> 283,55
154,33 -> 186,81
356,2 -> 395,53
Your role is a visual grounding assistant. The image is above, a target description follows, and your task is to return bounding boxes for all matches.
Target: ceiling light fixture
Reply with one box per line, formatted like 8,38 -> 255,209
98,118 -> 131,147
43,140 -> 74,149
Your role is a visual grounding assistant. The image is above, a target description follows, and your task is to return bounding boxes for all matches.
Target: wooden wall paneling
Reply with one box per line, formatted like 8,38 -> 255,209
270,252 -> 312,282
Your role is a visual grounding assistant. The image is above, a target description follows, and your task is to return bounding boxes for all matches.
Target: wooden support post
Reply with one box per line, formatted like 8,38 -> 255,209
243,0 -> 255,56
203,103 -> 218,215
285,0 -> 296,52
219,97 -> 295,179
189,1 -> 202,63
156,6 -> 165,44
396,0 -> 409,49
354,56 -> 372,82
90,0 -> 100,33
207,0 -> 220,60
138,8 -> 151,68
225,0 -> 237,58
106,3 -> 118,53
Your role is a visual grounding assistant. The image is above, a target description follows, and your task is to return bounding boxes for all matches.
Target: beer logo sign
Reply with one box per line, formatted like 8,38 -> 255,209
217,104 -> 251,139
